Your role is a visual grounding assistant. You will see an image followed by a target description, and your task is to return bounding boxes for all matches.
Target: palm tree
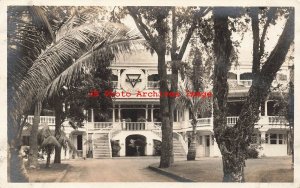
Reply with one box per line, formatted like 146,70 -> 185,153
176,80 -> 212,160
38,124 -> 76,168
176,47 -> 212,161
8,6 -> 144,181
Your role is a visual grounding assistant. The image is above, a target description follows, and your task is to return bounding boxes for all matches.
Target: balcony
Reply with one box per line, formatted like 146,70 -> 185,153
111,81 -> 160,89
226,116 -> 288,126
26,115 -> 56,125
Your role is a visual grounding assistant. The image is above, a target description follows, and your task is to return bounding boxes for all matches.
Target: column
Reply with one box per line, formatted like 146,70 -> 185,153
237,69 -> 240,85
151,105 -> 154,122
118,104 -> 121,122
145,104 -> 148,121
117,69 -> 121,88
91,108 -> 94,122
264,100 -> 268,116
112,105 -> 115,122
176,110 -> 179,122
145,70 -> 148,89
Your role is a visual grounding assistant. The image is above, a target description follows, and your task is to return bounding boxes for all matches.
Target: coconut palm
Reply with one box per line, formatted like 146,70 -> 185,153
8,6 -> 144,181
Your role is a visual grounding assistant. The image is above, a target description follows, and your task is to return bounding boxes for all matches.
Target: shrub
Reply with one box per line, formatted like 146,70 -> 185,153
111,140 -> 121,157
246,144 -> 260,159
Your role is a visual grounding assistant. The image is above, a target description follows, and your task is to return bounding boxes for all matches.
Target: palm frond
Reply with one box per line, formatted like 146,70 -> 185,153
41,136 -> 61,148
39,26 -> 144,100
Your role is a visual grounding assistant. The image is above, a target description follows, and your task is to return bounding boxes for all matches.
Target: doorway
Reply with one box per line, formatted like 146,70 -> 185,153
77,135 -> 83,157
125,134 -> 147,156
205,135 -> 210,157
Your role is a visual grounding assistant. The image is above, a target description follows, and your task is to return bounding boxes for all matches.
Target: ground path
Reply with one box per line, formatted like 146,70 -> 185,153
62,157 -> 176,182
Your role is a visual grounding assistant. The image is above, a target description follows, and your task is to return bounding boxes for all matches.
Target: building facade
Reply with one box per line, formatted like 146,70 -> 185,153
23,50 -> 292,160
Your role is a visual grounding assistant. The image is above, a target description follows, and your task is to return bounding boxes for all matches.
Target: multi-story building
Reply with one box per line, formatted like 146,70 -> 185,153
23,49 -> 292,160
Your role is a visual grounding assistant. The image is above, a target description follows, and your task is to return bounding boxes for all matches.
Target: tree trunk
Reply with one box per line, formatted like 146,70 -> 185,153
157,52 -> 173,168
212,7 -> 242,182
7,114 -> 29,182
54,98 -> 63,163
187,120 -> 197,160
222,154 -> 245,182
46,150 -> 51,168
28,101 -> 42,168
212,8 -> 294,182
54,146 -> 62,163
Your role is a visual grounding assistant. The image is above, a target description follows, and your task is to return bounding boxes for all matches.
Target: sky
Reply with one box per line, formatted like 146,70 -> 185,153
119,9 -> 292,67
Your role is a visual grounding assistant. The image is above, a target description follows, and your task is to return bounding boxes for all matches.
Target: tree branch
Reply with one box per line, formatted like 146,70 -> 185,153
126,7 -> 156,49
258,7 -> 277,60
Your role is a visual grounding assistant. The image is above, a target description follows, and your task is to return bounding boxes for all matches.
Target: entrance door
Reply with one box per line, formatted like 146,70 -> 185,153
205,135 -> 210,157
77,135 -> 83,157
125,134 -> 146,156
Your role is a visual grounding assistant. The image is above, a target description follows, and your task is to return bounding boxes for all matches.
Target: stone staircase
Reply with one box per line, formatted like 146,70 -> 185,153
93,133 -> 111,158
173,138 -> 186,159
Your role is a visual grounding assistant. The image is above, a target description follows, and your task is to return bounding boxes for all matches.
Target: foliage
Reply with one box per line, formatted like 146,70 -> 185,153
246,144 -> 261,159
111,140 -> 121,157
153,140 -> 162,156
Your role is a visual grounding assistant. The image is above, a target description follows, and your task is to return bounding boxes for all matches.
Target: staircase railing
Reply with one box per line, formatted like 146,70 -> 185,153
173,132 -> 188,154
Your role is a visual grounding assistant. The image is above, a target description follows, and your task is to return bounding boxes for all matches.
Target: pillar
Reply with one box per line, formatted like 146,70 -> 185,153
117,69 -> 121,88
118,104 -> 121,122
145,104 -> 148,121
91,108 -> 94,122
145,70 -> 148,89
264,100 -> 268,116
151,105 -> 154,122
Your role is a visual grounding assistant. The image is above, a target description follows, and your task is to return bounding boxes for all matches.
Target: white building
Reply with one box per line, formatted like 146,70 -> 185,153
23,49 -> 292,160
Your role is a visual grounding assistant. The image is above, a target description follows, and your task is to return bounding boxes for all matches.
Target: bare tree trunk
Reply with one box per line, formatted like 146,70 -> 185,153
212,7 -> 294,182
54,99 -> 63,163
212,7 -> 245,182
46,149 -> 51,168
28,101 -> 42,168
158,52 -> 173,168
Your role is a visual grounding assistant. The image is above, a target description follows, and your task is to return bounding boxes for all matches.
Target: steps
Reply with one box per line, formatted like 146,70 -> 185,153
93,133 -> 111,158
173,138 -> 186,159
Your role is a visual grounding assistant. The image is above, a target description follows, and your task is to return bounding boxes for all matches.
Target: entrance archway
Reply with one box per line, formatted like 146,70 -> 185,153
125,134 -> 146,156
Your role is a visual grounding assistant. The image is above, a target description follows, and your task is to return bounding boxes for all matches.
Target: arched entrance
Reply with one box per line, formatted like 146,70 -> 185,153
125,134 -> 146,156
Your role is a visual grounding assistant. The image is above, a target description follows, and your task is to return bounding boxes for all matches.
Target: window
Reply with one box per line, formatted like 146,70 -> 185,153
270,134 -> 277,144
267,133 -> 286,144
278,134 -> 284,144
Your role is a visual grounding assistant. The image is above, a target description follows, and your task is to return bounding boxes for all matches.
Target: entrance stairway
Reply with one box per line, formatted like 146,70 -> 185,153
173,138 -> 187,159
93,133 -> 111,158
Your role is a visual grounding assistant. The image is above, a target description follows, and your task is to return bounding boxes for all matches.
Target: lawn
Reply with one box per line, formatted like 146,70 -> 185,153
152,156 -> 293,182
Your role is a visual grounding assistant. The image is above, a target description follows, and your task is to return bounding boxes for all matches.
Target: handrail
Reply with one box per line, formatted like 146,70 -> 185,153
26,115 -> 56,125
173,132 -> 188,154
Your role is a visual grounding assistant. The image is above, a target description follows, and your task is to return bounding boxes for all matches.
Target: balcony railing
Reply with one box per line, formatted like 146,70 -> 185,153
147,81 -> 160,89
268,116 -> 288,125
227,116 -> 239,125
123,122 -> 146,130
94,122 -> 113,129
26,115 -> 56,125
